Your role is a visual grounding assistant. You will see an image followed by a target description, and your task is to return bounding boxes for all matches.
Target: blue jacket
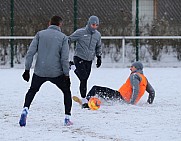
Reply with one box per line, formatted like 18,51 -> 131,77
25,25 -> 69,77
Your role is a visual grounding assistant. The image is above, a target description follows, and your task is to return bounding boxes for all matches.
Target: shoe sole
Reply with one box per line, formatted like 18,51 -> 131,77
72,96 -> 82,105
64,122 -> 73,126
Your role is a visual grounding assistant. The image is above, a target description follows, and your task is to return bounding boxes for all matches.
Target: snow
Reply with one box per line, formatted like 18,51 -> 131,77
0,67 -> 181,141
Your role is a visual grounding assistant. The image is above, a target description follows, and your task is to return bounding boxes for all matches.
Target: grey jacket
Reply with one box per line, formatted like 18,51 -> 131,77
130,70 -> 155,104
25,25 -> 69,77
69,26 -> 102,61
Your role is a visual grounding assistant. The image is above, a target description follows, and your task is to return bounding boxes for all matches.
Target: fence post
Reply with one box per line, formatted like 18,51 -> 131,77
122,37 -> 125,63
10,0 -> 14,68
136,0 -> 139,61
73,0 -> 78,48
73,0 -> 78,32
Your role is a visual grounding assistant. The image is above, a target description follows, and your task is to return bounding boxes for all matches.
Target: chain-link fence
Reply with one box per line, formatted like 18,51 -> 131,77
1,0 -> 181,36
0,0 -> 181,67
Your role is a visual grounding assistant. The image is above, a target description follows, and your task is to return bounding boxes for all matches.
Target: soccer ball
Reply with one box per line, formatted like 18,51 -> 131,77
88,97 -> 101,110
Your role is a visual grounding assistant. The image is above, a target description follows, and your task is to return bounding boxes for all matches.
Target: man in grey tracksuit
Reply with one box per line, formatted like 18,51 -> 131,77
19,16 -> 73,127
69,15 -> 102,108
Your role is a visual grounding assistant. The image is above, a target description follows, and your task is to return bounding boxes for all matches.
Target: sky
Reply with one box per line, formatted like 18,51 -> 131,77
0,67 -> 181,141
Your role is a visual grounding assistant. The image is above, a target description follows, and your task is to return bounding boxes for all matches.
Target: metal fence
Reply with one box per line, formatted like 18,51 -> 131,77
1,36 -> 181,68
0,0 -> 181,67
1,0 -> 181,36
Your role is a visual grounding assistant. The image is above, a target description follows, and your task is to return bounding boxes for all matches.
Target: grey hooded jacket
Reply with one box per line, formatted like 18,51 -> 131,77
68,16 -> 102,61
25,25 -> 69,77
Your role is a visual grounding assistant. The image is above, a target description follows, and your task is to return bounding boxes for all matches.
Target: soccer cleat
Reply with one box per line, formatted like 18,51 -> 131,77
64,118 -> 73,126
72,96 -> 82,105
82,103 -> 89,109
73,96 -> 90,109
19,108 -> 28,127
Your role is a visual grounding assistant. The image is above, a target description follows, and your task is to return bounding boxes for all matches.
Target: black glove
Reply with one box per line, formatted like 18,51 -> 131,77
63,75 -> 71,87
22,70 -> 30,82
147,93 -> 154,104
96,56 -> 102,68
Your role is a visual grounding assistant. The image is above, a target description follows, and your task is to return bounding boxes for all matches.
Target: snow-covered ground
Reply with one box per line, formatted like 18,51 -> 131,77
0,67 -> 181,141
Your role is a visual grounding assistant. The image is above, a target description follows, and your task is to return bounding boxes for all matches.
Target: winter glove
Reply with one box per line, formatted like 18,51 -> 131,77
22,70 -> 30,82
96,56 -> 102,68
147,93 -> 154,104
63,75 -> 71,88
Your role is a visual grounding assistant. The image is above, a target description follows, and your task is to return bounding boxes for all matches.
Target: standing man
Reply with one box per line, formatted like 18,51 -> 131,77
19,16 -> 73,126
69,15 -> 102,108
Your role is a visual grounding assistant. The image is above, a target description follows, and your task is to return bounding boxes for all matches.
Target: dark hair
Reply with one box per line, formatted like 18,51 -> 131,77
50,15 -> 63,26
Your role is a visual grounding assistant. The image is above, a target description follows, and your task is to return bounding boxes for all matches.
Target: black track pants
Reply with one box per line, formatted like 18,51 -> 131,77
73,56 -> 92,98
86,85 -> 123,101
23,74 -> 72,115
